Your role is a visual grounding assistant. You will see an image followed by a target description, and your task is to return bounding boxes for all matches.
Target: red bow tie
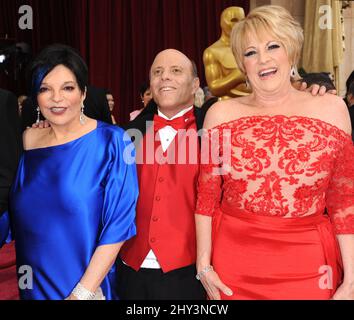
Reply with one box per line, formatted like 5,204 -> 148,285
153,114 -> 191,131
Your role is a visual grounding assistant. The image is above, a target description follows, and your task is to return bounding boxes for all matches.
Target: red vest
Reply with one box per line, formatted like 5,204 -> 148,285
120,109 -> 200,272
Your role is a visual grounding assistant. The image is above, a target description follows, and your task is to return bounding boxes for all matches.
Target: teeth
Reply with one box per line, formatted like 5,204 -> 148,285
51,107 -> 65,112
259,68 -> 277,76
161,87 -> 174,91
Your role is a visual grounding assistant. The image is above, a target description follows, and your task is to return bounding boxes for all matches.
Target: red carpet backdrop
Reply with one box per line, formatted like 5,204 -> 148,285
0,242 -> 18,300
0,0 -> 249,124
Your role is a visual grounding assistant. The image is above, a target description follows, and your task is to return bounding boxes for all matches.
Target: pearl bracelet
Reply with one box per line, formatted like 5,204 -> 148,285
72,282 -> 96,300
196,265 -> 214,280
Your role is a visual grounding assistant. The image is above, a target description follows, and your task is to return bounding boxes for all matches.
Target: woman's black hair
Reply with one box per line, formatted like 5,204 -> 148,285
346,71 -> 354,95
29,44 -> 88,103
349,81 -> 354,98
139,82 -> 150,97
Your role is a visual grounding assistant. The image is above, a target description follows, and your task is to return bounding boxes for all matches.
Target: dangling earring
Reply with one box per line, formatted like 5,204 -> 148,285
290,66 -> 297,78
245,76 -> 250,89
80,104 -> 85,125
36,106 -> 41,124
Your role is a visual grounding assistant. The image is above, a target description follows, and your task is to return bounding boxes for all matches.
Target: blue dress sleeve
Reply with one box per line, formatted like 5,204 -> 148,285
98,129 -> 138,246
0,211 -> 12,247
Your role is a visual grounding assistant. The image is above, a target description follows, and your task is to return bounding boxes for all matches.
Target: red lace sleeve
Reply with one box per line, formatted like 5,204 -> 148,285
195,128 -> 224,217
326,137 -> 354,234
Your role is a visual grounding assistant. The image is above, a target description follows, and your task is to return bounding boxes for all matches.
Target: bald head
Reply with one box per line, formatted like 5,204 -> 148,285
153,49 -> 189,61
151,49 -> 197,79
149,48 -> 200,118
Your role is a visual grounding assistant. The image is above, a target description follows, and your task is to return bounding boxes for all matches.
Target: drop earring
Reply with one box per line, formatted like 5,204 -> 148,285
290,66 -> 297,78
36,106 -> 41,124
245,76 -> 250,89
80,104 -> 85,125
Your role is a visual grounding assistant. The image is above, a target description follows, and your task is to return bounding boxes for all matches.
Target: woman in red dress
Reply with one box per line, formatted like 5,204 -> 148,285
195,5 -> 354,300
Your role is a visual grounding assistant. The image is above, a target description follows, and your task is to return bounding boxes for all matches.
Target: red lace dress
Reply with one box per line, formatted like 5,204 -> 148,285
196,115 -> 354,300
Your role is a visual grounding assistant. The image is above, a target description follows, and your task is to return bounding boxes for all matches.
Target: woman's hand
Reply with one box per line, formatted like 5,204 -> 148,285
332,282 -> 354,300
199,269 -> 233,300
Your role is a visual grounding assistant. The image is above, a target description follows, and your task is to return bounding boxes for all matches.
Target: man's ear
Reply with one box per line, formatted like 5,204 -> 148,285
192,77 -> 200,95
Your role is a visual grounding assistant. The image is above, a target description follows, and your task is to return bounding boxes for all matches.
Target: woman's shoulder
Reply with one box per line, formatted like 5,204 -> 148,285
97,121 -> 131,144
98,121 -> 122,133
23,127 -> 51,150
204,97 -> 246,130
129,109 -> 143,121
302,93 -> 351,135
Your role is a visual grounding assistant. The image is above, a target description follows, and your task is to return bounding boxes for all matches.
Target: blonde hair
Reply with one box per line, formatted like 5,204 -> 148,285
230,5 -> 304,74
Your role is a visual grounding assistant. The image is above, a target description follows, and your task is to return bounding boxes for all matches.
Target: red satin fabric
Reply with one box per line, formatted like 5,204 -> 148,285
153,114 -> 193,131
212,207 -> 343,300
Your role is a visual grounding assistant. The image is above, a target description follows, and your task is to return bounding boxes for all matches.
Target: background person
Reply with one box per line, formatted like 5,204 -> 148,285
129,82 -> 152,121
105,89 -> 117,124
0,88 -> 22,244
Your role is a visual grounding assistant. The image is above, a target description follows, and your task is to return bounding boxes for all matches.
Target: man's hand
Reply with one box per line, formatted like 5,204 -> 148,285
29,120 -> 50,129
299,82 -> 337,96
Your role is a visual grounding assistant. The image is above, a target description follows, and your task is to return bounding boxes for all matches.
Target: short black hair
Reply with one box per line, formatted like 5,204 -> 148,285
139,82 -> 150,97
29,44 -> 88,103
190,60 -> 198,78
346,71 -> 354,94
349,81 -> 354,97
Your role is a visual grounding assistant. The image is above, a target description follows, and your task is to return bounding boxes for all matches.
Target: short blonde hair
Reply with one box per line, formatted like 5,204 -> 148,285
231,5 -> 304,74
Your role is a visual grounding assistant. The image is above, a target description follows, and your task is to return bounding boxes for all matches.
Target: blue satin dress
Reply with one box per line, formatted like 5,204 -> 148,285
9,121 -> 138,300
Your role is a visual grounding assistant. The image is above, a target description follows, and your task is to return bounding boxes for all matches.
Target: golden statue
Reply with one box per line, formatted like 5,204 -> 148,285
203,7 -> 250,99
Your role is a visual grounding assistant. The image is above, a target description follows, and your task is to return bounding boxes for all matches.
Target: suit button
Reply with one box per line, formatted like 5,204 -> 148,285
150,237 -> 156,243
155,196 -> 161,201
158,177 -> 164,182
152,216 -> 158,222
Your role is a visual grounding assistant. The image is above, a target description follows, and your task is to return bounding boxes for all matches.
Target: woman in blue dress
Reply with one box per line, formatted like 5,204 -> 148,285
1,44 -> 138,300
